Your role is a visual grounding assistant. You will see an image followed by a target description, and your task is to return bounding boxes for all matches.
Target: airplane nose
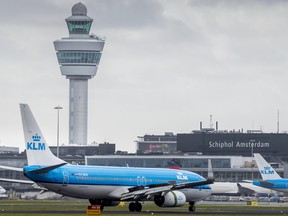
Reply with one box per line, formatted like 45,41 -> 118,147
0,187 -> 6,194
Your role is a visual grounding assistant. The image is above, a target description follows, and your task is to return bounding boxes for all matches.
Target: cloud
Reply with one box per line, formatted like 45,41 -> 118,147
0,0 -> 288,152
88,0 -> 165,29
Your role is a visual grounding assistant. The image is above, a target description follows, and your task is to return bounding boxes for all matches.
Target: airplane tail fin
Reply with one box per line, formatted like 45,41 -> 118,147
20,104 -> 66,166
207,159 -> 214,180
254,153 -> 281,180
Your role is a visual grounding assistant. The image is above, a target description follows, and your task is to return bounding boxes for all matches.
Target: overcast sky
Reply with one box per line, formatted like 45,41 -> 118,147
1,0 -> 288,153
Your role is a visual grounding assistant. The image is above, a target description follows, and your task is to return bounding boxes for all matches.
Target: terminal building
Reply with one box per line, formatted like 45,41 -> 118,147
0,146 -> 19,155
177,131 -> 288,158
136,132 -> 177,155
50,142 -> 115,157
135,128 -> 288,163
132,127 -> 288,182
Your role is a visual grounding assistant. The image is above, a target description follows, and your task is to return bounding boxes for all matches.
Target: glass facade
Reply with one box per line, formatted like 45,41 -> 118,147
137,143 -> 177,154
195,170 -> 263,182
87,157 -> 231,169
67,21 -> 92,34
57,51 -> 102,65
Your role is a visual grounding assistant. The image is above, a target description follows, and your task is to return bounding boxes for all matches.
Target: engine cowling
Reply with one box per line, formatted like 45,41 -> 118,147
154,191 -> 186,207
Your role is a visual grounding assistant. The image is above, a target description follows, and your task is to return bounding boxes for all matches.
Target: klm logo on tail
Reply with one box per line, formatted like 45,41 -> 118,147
27,134 -> 46,150
260,166 -> 274,175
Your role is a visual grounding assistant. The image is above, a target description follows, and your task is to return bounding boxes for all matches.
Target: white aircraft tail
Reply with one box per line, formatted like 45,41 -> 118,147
207,159 -> 214,180
20,104 -> 66,166
254,153 -> 281,180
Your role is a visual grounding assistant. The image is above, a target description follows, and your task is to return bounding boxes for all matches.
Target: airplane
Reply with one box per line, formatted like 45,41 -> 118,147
253,153 -> 288,193
13,104 -> 214,212
211,182 -> 275,197
206,159 -> 275,198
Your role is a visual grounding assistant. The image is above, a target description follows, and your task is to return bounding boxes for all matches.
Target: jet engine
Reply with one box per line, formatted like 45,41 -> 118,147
154,191 -> 186,207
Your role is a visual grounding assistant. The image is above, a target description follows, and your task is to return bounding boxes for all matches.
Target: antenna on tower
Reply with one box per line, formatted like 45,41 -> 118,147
210,115 -> 213,128
277,109 -> 280,133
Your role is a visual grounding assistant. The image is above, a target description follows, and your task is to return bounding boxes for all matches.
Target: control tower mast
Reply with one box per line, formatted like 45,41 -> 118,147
54,3 -> 105,145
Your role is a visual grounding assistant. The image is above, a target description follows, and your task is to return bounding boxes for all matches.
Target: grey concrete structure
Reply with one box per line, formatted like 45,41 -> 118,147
54,3 -> 105,145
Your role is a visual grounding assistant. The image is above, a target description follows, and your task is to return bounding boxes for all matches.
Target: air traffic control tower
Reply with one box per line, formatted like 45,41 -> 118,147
54,3 -> 105,145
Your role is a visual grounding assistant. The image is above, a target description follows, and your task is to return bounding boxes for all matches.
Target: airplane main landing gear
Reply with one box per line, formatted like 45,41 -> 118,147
88,199 -> 104,211
128,202 -> 142,212
188,201 -> 195,212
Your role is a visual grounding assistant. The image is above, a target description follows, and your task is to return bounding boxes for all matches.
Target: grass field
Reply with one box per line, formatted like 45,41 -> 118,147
0,200 -> 288,215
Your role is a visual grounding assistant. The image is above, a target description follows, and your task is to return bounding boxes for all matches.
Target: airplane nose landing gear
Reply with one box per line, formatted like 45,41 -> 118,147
188,201 -> 195,212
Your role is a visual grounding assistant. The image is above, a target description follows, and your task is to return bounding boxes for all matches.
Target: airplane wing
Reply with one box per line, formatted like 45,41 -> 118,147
237,183 -> 256,196
0,178 -> 47,191
121,177 -> 214,201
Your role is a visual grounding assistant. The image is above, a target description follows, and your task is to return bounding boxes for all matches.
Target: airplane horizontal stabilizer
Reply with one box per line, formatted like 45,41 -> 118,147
29,163 -> 67,174
0,165 -> 23,172
0,177 -> 34,184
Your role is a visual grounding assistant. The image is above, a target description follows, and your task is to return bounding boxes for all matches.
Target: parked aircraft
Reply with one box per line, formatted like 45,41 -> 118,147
211,182 -> 274,197
14,104 -> 214,212
253,153 -> 288,193
206,158 -> 275,197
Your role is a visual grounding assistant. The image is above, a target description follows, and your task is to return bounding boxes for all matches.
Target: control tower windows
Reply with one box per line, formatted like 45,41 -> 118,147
56,51 -> 102,65
67,21 -> 92,34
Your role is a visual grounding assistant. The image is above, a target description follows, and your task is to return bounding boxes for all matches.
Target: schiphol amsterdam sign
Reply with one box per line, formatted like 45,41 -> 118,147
208,140 -> 270,149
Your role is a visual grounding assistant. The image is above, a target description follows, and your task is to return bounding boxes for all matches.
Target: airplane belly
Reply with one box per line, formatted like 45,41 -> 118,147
181,188 -> 212,202
41,183 -> 123,199
274,188 -> 288,193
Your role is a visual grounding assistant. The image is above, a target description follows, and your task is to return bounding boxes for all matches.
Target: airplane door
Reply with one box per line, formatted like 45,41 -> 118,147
142,177 -> 146,186
137,176 -> 141,186
62,171 -> 69,186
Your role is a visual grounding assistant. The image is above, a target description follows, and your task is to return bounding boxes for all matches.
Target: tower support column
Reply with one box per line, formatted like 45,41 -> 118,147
69,78 -> 88,145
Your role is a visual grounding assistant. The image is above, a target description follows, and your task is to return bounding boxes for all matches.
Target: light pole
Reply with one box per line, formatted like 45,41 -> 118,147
54,105 -> 63,158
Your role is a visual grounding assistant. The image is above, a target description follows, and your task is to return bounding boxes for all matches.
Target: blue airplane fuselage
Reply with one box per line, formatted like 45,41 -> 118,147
23,165 -> 211,200
253,179 -> 288,193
